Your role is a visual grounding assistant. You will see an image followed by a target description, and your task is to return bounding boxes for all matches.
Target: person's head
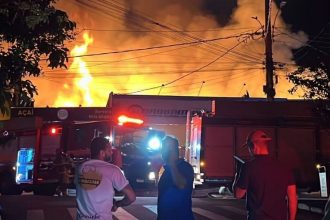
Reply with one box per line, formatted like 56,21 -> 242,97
90,137 -> 112,162
244,130 -> 272,156
161,136 -> 179,164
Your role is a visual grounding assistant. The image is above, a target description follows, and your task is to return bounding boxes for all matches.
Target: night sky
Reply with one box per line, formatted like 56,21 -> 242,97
208,0 -> 330,66
194,0 -> 330,36
279,0 -> 330,68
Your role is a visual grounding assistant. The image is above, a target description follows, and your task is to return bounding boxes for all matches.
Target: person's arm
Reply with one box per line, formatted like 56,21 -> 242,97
112,184 -> 136,212
232,172 -> 247,199
287,184 -> 297,220
167,148 -> 188,189
232,162 -> 248,199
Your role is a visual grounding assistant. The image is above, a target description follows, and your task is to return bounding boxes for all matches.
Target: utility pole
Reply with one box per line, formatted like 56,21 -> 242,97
263,0 -> 275,101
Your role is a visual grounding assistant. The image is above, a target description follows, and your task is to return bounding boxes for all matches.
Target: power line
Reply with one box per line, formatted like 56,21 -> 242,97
274,22 -> 330,58
39,68 -> 261,92
156,70 -> 260,96
43,67 -> 263,78
63,32 -> 262,59
81,27 -> 259,33
74,0 -> 264,63
278,31 -> 329,56
127,40 -> 245,94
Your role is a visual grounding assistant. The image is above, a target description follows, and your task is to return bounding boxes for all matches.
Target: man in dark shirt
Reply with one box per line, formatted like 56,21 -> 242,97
232,130 -> 297,220
157,136 -> 195,220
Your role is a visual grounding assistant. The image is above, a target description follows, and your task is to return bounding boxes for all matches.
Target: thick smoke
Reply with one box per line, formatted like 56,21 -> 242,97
31,0 -> 307,107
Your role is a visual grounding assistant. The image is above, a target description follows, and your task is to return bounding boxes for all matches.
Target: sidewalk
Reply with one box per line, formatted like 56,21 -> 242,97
192,187 -> 220,198
207,187 -> 328,215
297,192 -> 328,215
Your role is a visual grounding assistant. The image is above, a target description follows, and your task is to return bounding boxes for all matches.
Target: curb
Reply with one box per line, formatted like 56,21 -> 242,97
192,187 -> 221,198
207,192 -> 326,215
192,190 -> 215,198
298,203 -> 324,215
207,192 -> 234,199
297,194 -> 327,215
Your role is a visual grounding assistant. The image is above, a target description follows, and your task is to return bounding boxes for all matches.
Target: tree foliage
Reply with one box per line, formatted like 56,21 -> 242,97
285,19 -> 330,100
0,0 -> 76,116
287,63 -> 330,99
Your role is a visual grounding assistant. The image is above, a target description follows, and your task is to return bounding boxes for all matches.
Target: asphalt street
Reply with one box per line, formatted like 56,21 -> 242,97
0,187 -> 326,220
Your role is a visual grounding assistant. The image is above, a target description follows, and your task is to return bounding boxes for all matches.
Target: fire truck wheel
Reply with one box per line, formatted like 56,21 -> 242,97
33,183 -> 58,196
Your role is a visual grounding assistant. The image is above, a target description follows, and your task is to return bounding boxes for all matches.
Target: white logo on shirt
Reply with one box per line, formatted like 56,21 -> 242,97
78,165 -> 103,190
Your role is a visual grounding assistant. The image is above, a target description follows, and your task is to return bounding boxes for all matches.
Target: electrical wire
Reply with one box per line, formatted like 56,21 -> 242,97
127,40 -> 245,94
74,0 -> 264,63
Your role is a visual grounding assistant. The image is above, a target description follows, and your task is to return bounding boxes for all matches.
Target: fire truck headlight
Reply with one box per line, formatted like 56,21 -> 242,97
148,171 -> 156,180
148,137 -> 161,150
105,136 -> 113,143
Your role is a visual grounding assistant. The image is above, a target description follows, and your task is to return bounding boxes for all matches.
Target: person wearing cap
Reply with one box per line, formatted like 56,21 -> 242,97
232,130 -> 297,220
157,135 -> 195,220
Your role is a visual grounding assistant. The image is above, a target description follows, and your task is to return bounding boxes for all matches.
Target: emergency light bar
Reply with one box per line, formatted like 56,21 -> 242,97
117,115 -> 144,126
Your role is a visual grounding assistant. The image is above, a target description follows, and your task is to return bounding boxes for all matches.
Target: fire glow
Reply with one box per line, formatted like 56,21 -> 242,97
32,0 -> 307,107
54,32 -> 94,107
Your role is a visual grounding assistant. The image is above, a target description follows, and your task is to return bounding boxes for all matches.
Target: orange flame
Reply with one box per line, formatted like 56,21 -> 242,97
54,32 -> 94,107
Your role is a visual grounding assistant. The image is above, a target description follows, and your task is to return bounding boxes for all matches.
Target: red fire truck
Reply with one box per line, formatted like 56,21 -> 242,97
0,107 -> 164,195
186,99 -> 330,191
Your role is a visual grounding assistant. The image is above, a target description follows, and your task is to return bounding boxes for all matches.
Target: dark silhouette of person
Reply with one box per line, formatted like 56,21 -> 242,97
233,130 -> 297,220
157,136 -> 195,220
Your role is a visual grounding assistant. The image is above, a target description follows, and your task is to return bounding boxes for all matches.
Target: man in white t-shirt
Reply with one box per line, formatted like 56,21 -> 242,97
75,137 -> 136,220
